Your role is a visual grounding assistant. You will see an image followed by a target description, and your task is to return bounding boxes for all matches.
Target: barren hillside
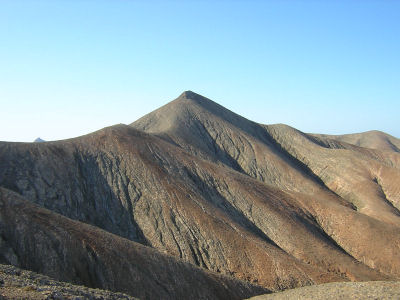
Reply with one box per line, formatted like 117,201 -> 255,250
0,91 -> 399,299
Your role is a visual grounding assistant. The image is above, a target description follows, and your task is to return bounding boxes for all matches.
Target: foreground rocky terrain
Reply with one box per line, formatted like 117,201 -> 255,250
0,91 -> 399,298
0,264 -> 136,300
247,281 -> 400,300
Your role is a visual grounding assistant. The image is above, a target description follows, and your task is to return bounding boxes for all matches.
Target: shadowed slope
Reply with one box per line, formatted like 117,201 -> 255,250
0,187 -> 267,300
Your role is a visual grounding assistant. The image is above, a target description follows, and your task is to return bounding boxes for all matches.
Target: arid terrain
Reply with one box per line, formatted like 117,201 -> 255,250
0,91 -> 399,299
0,264 -> 136,300
247,281 -> 400,300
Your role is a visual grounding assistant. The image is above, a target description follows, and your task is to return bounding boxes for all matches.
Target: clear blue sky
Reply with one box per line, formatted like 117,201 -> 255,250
1,0 -> 399,142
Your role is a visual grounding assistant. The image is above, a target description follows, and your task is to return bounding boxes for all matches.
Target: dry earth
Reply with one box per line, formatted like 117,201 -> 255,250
247,281 -> 400,300
313,131 -> 400,153
0,264 -> 136,300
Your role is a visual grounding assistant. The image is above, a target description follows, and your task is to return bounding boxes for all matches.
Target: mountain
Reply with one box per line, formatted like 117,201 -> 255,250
33,137 -> 45,143
312,131 -> 400,153
0,91 -> 399,298
134,91 -> 400,222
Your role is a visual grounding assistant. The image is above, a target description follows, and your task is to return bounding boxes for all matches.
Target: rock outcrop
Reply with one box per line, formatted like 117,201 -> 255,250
0,264 -> 136,300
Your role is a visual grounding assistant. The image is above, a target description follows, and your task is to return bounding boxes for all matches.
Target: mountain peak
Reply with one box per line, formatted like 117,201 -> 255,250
131,91 -> 255,135
174,91 -> 230,115
178,90 -> 210,103
34,137 -> 46,143
180,90 -> 200,98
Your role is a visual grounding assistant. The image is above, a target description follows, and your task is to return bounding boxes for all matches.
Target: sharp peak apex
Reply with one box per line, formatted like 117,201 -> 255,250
177,90 -> 210,101
180,90 -> 200,97
174,91 -> 223,109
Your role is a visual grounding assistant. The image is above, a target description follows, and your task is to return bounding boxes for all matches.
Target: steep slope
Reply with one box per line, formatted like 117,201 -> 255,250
1,91 -> 399,294
132,91 -> 333,195
131,91 -> 400,279
0,124 -> 396,290
0,187 -> 267,300
265,124 -> 400,225
0,126 -> 342,290
132,91 -> 400,225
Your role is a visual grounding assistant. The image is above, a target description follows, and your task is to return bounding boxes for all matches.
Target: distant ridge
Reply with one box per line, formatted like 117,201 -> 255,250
312,130 -> 400,153
33,137 -> 45,143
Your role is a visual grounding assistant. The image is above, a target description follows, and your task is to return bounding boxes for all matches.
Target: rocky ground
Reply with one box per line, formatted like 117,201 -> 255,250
247,281 -> 400,300
0,264 -> 136,300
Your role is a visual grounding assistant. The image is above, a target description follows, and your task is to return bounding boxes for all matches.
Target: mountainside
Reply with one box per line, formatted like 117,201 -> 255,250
264,125 -> 400,225
0,187 -> 266,299
0,91 -> 399,299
